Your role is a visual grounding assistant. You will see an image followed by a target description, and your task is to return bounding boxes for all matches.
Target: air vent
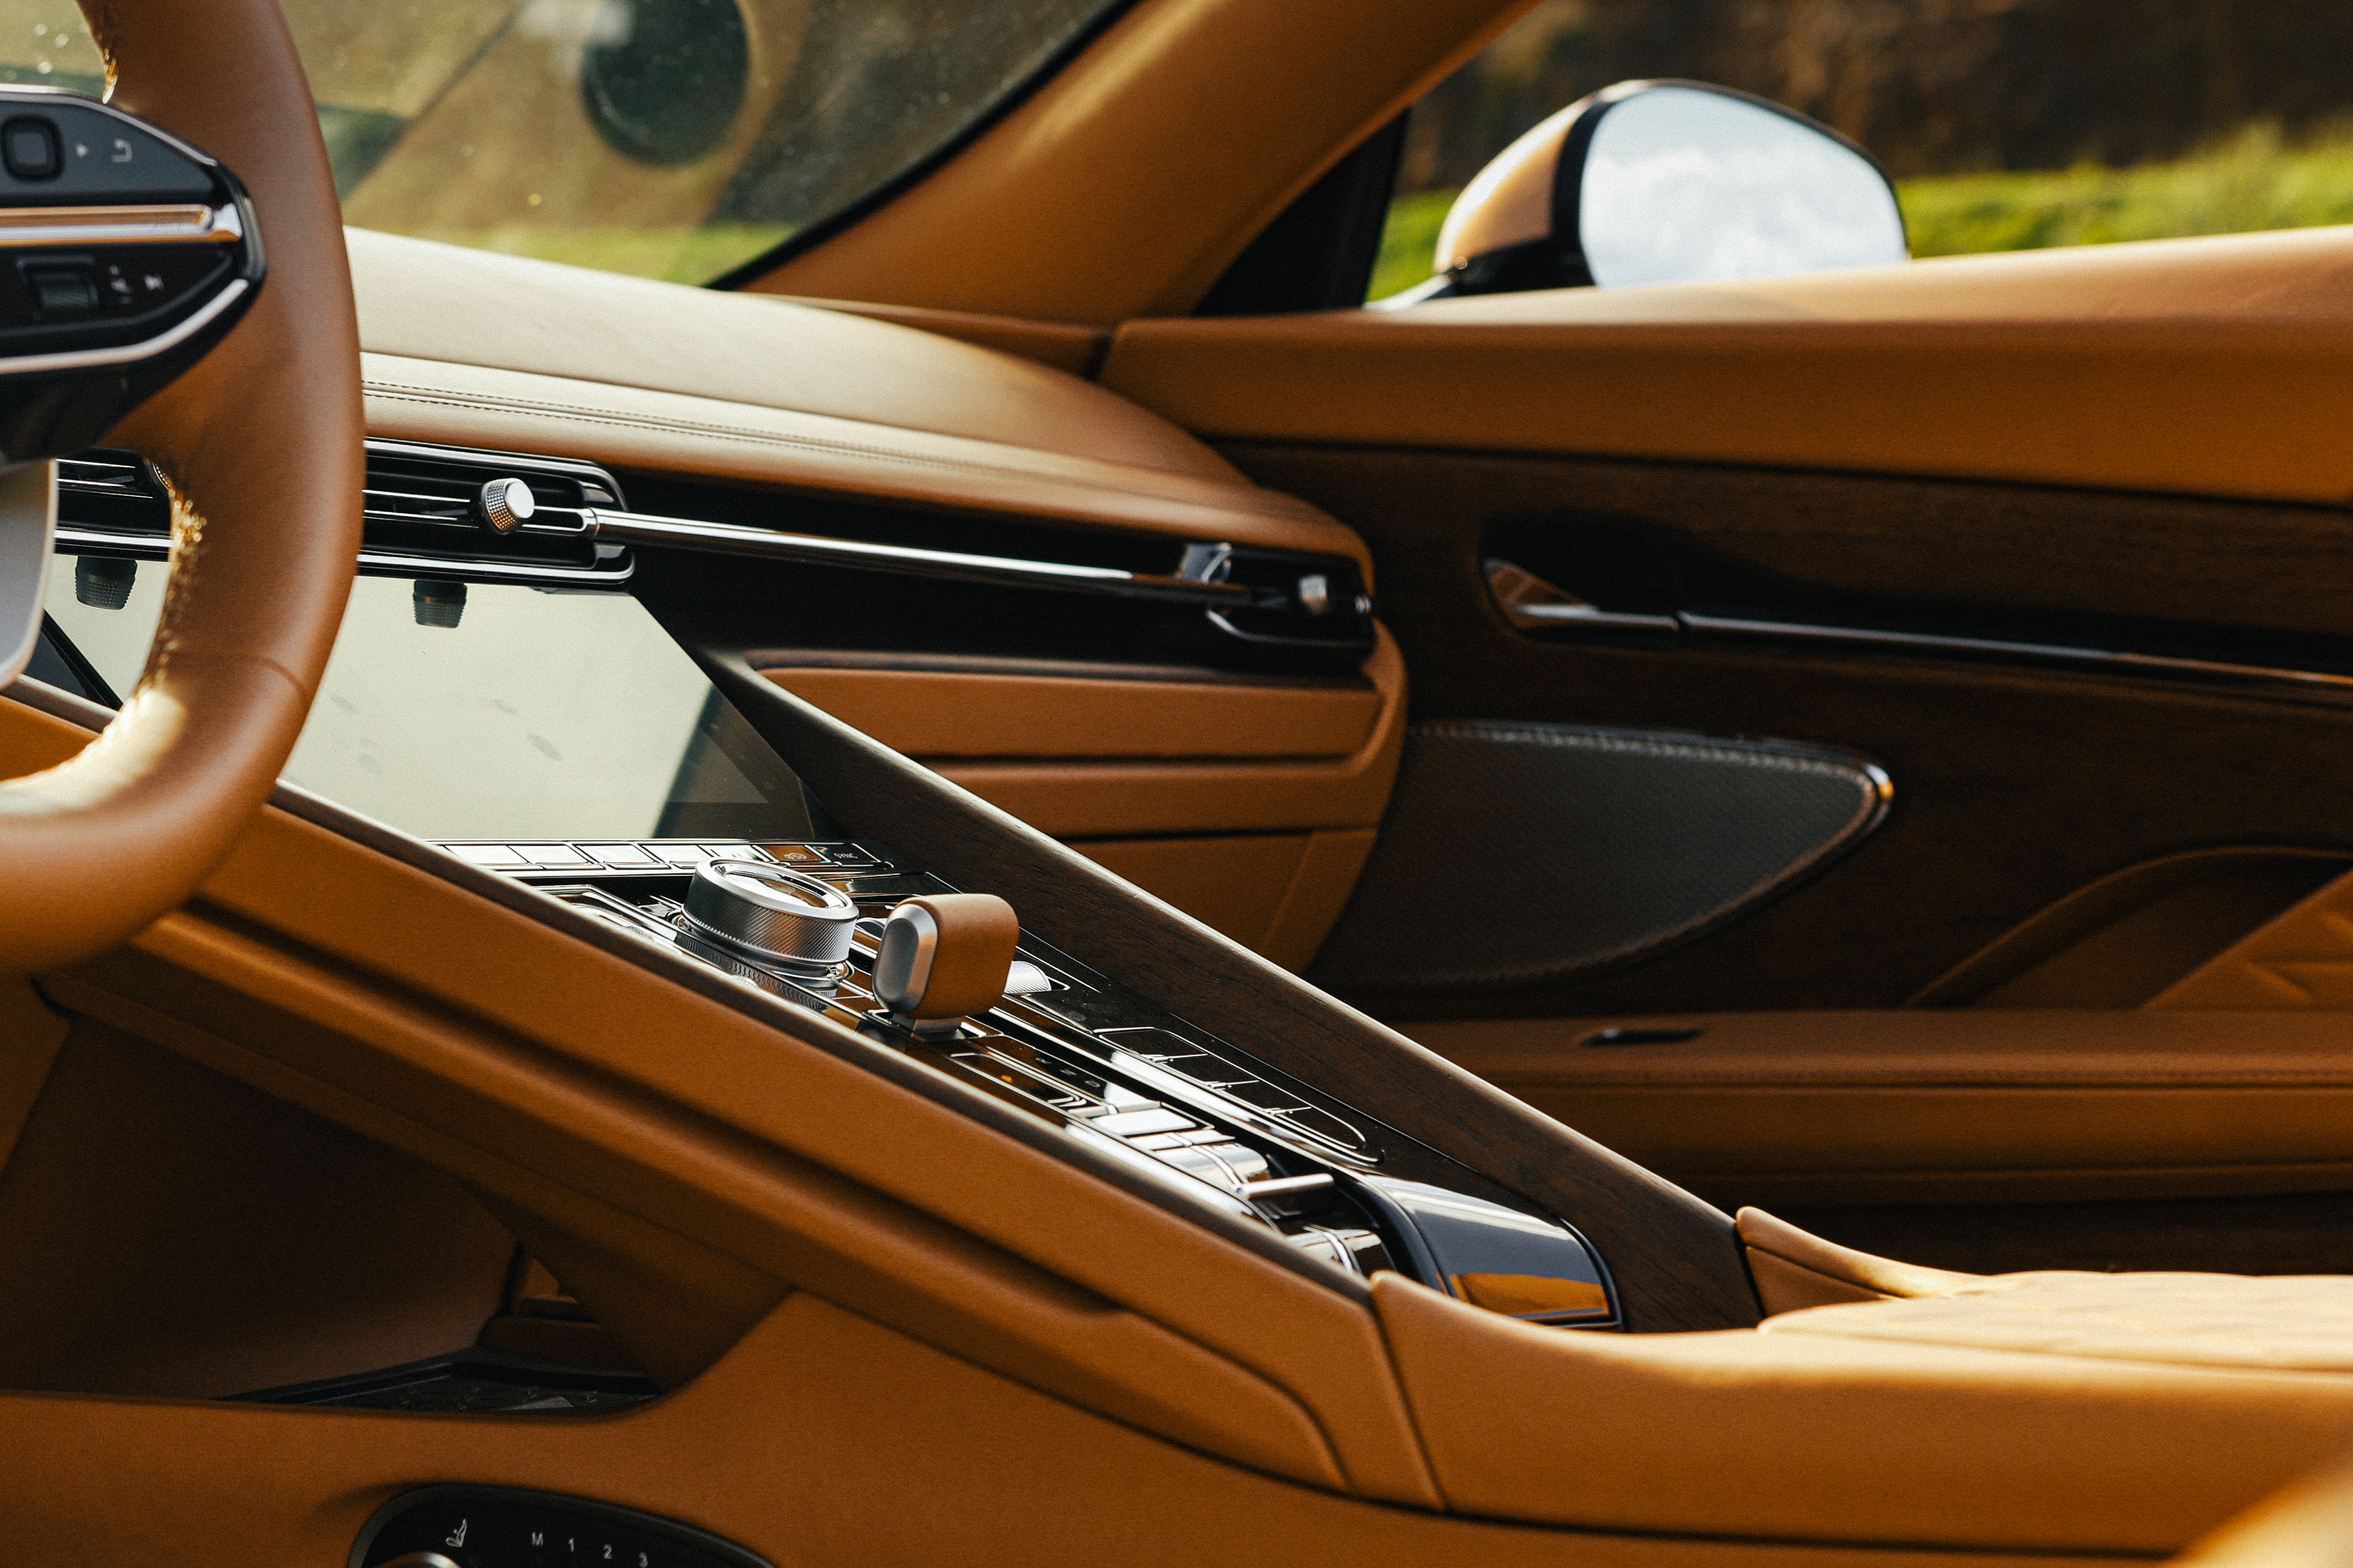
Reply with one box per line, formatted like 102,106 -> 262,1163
358,440 -> 631,587
1179,542 -> 1376,650
53,440 -> 635,589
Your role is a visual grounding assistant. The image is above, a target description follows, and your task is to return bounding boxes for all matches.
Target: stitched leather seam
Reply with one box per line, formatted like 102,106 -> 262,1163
363,381 -> 1310,523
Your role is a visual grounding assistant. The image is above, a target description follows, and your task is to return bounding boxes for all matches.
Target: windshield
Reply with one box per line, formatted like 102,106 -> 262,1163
0,0 -> 1118,285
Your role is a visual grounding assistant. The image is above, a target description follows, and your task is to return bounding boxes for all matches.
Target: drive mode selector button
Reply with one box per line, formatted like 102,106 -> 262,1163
681,857 -> 858,972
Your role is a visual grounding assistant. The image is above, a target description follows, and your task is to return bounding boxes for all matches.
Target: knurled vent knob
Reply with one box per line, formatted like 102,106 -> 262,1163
479,476 -> 536,533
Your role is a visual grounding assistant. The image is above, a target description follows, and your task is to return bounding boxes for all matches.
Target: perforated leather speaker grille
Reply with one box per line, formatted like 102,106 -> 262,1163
1309,722 -> 1890,993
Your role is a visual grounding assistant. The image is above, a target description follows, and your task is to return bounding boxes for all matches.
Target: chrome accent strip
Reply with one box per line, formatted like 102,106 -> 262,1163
0,274 -> 246,378
54,524 -> 162,559
356,548 -> 630,587
54,528 -> 634,588
0,201 -> 239,246
1508,602 -> 1680,635
1241,1173 -> 1337,1199
1679,613 -> 2353,698
585,506 -> 1267,608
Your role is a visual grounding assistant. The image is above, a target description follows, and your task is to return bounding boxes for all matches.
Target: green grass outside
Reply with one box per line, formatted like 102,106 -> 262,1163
1368,123 -> 2353,300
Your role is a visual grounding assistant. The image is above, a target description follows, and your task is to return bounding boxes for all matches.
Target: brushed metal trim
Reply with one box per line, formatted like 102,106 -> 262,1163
54,526 -> 636,588
0,201 -> 239,245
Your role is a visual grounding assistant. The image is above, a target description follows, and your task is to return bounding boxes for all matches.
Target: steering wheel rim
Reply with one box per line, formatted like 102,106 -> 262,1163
0,0 -> 361,973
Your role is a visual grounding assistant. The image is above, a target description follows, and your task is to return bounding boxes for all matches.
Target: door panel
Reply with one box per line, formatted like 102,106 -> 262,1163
1097,230 -> 2353,506
760,661 -> 1384,759
751,634 -> 1406,963
1213,443 -> 2353,1020
1414,1009 -> 2353,1209
1079,227 -> 2353,1273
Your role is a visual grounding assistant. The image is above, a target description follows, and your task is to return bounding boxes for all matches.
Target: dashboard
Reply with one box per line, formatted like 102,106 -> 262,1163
27,429 -> 1622,1421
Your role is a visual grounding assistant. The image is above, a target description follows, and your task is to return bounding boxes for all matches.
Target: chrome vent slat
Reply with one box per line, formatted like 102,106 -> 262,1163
50,440 -> 634,586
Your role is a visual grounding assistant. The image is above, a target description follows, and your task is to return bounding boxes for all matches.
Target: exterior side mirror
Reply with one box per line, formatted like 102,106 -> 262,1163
1414,79 -> 1907,300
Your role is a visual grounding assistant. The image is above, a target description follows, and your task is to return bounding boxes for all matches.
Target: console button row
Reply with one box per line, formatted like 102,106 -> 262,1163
1095,1026 -> 1373,1160
439,839 -> 884,874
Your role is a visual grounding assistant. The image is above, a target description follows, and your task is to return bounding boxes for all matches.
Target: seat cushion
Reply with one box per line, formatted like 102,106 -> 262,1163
1762,1271 -> 2353,1372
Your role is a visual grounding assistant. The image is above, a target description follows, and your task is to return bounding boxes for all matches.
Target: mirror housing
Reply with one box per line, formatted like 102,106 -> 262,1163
1418,79 -> 1906,300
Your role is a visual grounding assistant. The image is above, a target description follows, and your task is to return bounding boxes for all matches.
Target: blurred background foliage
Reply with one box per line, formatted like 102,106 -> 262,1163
1376,0 -> 2353,298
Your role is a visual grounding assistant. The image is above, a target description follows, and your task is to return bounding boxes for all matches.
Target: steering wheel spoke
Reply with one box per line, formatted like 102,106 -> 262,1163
0,0 -> 361,974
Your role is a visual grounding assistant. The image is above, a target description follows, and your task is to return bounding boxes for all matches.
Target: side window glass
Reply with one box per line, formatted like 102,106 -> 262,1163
1375,2 -> 2353,301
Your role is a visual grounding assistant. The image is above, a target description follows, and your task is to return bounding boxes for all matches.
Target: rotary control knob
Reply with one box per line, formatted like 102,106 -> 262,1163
681,857 -> 858,975
477,476 -> 536,533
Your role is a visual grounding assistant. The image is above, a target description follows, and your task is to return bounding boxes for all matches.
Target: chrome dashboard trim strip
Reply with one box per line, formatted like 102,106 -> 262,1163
53,527 -> 634,588
584,506 -> 1269,608
0,201 -> 240,246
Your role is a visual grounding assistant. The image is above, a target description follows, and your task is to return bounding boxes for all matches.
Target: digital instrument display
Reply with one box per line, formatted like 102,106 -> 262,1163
42,571 -> 820,843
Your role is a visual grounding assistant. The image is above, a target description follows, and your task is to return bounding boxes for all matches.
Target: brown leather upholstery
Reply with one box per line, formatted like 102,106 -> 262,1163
1738,1205 -> 1978,1314
2151,865 -> 2353,1008
348,229 -> 1234,481
747,0 -> 1532,321
883,893 -> 1021,1020
758,666 -> 1381,761
1101,227 -> 2353,507
1373,1270 -> 2353,1552
0,0 -> 359,973
1413,1009 -> 2353,1205
2179,1449 -> 2353,1568
1763,1271 -> 2353,1372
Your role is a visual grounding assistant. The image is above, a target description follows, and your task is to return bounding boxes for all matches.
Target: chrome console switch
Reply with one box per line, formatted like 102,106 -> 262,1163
680,857 -> 858,975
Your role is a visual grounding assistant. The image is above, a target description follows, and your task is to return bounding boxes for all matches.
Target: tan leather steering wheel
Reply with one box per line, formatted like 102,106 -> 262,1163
0,0 -> 361,972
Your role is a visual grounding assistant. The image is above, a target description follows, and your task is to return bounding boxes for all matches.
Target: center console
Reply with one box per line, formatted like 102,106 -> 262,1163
436,833 -> 1620,1329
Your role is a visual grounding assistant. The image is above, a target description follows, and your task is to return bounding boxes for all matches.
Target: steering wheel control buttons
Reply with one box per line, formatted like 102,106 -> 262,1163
477,476 -> 535,532
24,263 -> 94,319
2,118 -> 58,181
682,857 -> 860,972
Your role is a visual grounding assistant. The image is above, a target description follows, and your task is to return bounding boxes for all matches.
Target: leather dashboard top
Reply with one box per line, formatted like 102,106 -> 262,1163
346,229 -> 1370,569
1101,224 -> 2353,507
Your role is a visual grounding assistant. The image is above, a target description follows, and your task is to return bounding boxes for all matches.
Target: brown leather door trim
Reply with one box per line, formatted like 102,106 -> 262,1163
1415,1008 -> 2353,1206
759,665 -> 1381,761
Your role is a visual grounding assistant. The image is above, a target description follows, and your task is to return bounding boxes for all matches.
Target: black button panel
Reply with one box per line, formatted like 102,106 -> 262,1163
0,98 -> 212,199
354,1488 -> 769,1568
2,116 -> 58,180
6,245 -> 231,331
23,261 -> 92,318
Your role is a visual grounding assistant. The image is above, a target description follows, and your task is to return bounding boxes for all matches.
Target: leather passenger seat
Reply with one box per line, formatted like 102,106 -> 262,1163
1746,1207 -> 2353,1371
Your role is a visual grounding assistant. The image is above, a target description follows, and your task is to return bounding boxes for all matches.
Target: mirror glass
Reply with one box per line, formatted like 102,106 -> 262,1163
1578,85 -> 1907,287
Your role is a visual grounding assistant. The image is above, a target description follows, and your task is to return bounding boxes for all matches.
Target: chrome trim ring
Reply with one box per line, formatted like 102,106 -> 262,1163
682,856 -> 859,967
